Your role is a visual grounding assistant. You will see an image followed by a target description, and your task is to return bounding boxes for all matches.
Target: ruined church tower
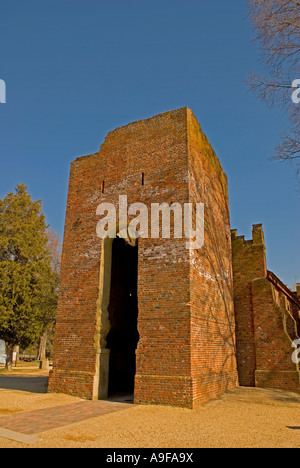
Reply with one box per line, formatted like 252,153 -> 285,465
48,108 -> 239,408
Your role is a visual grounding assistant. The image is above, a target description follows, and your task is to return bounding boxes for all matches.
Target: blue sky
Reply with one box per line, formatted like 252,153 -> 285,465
0,0 -> 299,287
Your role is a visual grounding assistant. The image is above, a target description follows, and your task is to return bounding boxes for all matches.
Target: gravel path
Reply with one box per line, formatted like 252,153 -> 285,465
0,373 -> 299,448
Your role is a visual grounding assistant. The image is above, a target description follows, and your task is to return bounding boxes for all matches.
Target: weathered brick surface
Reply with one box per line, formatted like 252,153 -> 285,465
231,225 -> 267,387
49,108 -> 298,406
231,226 -> 300,392
187,111 -> 238,404
49,108 -> 238,407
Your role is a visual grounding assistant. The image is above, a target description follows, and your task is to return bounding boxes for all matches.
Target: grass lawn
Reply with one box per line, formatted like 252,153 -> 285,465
0,361 -> 45,374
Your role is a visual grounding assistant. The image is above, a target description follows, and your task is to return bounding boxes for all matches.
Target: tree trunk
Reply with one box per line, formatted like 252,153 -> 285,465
5,344 -> 13,371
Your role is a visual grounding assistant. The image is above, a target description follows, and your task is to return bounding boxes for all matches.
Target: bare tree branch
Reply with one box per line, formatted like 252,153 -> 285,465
248,0 -> 300,172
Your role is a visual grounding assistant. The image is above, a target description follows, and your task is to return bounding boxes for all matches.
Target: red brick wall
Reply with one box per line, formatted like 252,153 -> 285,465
47,151 -> 104,399
49,109 -> 299,404
231,225 -> 267,386
49,109 -> 192,405
187,110 -> 238,404
231,225 -> 300,392
252,276 -> 300,392
49,108 -> 239,407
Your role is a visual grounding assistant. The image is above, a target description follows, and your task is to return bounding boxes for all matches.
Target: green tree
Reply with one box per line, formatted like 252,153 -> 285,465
0,185 -> 57,369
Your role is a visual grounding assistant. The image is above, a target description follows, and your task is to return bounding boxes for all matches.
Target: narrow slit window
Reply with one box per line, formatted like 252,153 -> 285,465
102,180 -> 105,194
142,172 -> 145,186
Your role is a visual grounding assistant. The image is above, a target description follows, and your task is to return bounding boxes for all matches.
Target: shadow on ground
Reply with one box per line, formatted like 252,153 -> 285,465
0,376 -> 48,394
261,388 -> 300,405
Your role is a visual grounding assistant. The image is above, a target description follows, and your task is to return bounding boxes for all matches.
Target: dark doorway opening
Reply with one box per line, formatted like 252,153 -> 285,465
106,237 -> 139,400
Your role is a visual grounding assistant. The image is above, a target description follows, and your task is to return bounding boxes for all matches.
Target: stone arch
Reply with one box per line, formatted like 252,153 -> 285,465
94,224 -> 139,400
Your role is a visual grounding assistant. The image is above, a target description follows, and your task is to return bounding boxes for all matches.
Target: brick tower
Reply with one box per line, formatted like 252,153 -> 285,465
231,224 -> 300,392
48,108 -> 238,408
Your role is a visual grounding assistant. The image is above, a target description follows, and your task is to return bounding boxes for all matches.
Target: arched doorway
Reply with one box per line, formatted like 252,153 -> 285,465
106,236 -> 139,397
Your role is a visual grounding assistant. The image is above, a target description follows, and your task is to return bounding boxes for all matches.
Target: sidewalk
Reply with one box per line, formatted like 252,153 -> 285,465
0,372 -> 299,448
0,399 -> 131,435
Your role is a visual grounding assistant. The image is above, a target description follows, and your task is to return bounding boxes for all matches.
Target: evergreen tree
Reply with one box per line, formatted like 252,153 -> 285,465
0,185 -> 57,369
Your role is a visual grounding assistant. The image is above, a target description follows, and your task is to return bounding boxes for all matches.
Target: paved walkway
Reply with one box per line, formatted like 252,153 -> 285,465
0,375 -> 48,393
0,400 -> 131,435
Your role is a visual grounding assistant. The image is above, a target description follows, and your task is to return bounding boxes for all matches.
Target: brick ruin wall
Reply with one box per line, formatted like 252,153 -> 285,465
231,225 -> 300,392
48,108 -> 238,407
49,108 -> 299,407
187,111 -> 238,404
